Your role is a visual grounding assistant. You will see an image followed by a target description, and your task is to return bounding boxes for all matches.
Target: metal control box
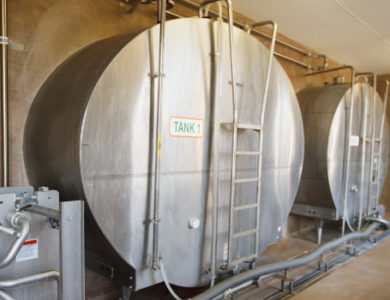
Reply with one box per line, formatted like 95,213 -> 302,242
0,186 -> 60,300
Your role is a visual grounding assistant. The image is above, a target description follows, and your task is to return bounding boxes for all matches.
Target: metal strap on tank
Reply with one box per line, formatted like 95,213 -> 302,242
368,75 -> 378,218
206,6 -> 224,287
356,75 -> 371,231
198,0 -> 239,272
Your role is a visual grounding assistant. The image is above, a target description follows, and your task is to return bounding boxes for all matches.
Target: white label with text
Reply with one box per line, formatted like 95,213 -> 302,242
350,135 -> 359,147
169,117 -> 203,138
16,239 -> 39,262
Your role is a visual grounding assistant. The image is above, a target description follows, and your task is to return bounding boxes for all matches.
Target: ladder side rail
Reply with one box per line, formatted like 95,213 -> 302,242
246,20 -> 278,258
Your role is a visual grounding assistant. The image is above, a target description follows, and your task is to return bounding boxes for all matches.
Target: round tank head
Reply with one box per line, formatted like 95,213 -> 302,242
294,83 -> 389,224
24,17 -> 304,289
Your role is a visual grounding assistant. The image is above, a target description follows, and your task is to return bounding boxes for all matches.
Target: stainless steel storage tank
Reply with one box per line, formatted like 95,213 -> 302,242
24,18 -> 304,290
292,82 -> 389,226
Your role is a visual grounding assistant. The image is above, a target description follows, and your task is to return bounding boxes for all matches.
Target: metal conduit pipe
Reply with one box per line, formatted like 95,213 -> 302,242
305,64 -> 354,77
0,270 -> 60,289
1,0 -> 8,187
176,0 -> 328,70
192,222 -> 385,300
22,205 -> 60,220
0,215 -> 30,268
151,0 -> 167,270
209,14 -> 223,288
0,290 -> 13,300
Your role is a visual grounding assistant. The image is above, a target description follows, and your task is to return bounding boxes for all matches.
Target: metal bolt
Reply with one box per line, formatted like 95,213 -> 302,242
188,217 -> 200,229
38,186 -> 49,192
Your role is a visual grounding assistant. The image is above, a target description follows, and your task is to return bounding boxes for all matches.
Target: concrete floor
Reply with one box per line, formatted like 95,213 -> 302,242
86,224 -> 390,299
291,237 -> 390,300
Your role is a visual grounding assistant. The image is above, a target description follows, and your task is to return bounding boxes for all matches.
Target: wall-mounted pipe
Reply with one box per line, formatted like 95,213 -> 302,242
192,221 -> 384,300
22,205 -> 60,220
175,0 -> 328,70
1,0 -> 8,187
0,215 -> 30,268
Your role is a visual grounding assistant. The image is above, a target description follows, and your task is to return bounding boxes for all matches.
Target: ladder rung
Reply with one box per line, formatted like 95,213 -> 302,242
233,203 -> 259,211
366,138 -> 382,143
220,122 -> 263,131
234,177 -> 261,183
233,228 -> 257,239
236,151 -> 261,156
231,254 -> 257,266
237,123 -> 263,131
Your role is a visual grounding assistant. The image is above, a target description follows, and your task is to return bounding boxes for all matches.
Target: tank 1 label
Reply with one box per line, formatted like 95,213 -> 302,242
16,239 -> 39,262
350,135 -> 360,147
169,116 -> 203,138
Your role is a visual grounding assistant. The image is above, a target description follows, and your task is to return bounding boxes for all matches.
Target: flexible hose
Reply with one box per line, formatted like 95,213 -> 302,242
160,259 -> 182,300
345,212 -> 356,233
192,222 -> 381,300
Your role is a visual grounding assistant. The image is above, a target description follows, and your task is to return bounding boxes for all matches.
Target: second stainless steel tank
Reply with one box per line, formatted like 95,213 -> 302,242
292,82 -> 389,225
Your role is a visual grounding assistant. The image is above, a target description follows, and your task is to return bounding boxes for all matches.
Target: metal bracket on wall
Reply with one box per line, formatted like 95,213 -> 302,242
171,0 -> 328,70
126,0 -> 329,70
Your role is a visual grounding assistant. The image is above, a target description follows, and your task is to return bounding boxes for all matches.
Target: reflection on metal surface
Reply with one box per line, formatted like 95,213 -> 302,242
293,83 -> 389,225
24,18 -> 304,290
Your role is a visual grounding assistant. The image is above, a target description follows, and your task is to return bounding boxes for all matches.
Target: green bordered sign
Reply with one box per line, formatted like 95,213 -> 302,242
169,116 -> 203,138
350,135 -> 360,147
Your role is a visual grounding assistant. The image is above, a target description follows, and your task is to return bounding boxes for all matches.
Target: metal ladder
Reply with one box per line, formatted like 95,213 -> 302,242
226,21 -> 277,268
367,79 -> 389,216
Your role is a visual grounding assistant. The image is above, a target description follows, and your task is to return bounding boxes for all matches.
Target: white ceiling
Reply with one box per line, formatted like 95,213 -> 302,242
232,0 -> 390,74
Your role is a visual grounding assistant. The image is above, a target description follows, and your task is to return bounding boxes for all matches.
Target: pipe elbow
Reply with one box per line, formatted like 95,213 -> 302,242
0,214 -> 30,268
